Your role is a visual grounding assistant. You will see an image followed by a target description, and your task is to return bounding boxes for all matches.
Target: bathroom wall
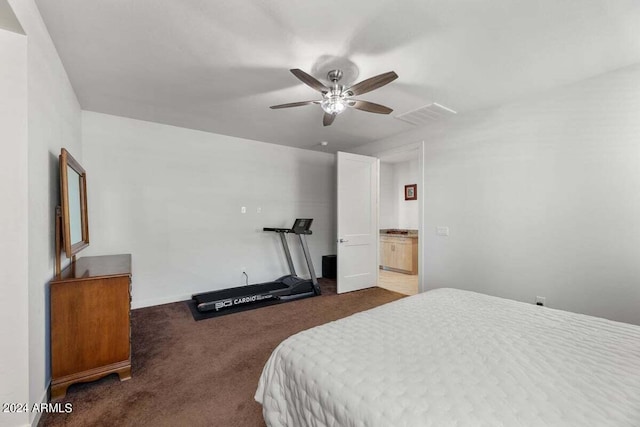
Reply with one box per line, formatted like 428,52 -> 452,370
379,159 -> 420,230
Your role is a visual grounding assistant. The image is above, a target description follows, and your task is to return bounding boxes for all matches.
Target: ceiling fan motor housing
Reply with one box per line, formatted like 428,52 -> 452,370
327,69 -> 343,83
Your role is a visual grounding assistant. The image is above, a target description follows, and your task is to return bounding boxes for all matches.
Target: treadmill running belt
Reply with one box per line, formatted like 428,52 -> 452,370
193,282 -> 288,304
187,297 -> 287,321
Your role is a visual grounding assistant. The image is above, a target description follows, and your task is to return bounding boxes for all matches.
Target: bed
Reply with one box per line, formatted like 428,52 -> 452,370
255,288 -> 640,426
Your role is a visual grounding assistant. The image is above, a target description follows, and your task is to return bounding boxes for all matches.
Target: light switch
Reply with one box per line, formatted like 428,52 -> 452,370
241,206 -> 246,214
437,226 -> 449,236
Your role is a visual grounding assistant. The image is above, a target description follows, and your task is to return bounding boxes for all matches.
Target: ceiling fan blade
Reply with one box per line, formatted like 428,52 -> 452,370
348,71 -> 398,96
290,69 -> 329,92
270,100 -> 319,109
351,100 -> 393,114
323,113 -> 337,126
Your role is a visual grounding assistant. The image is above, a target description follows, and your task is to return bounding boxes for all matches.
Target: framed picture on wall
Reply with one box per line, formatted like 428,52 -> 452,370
404,184 -> 417,200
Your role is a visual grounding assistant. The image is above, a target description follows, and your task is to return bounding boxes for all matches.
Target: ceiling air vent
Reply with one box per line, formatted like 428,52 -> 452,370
395,103 -> 457,126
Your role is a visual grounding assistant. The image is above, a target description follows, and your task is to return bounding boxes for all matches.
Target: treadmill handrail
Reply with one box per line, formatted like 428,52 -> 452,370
263,227 -> 312,235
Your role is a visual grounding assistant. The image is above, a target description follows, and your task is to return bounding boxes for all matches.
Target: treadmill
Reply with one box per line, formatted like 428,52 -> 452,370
192,218 -> 321,313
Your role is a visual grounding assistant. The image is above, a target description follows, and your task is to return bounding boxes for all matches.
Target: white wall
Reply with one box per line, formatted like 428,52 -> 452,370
82,112 -> 336,308
8,1 -> 82,424
379,159 -> 419,230
0,27 -> 29,427
0,0 -> 23,34
394,159 -> 419,230
356,64 -> 640,325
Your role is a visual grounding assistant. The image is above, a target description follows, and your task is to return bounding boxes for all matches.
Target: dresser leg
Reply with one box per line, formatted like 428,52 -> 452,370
117,365 -> 132,381
51,383 -> 70,400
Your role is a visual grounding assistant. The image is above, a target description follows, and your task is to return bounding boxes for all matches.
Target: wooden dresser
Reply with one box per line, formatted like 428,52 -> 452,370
50,254 -> 132,399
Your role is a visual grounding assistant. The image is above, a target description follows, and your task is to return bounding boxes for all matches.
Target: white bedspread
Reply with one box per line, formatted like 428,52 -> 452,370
255,288 -> 640,427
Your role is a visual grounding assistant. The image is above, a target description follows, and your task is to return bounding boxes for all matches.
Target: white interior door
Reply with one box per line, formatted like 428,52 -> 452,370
337,152 -> 379,293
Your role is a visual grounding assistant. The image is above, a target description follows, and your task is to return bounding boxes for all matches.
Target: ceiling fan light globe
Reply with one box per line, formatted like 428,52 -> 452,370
321,100 -> 346,114
321,93 -> 347,115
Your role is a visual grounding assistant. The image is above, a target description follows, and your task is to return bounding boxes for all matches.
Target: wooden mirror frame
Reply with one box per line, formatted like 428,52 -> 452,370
59,148 -> 89,258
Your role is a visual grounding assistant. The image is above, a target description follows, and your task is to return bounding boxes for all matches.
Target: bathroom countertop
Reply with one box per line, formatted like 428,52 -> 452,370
379,229 -> 418,238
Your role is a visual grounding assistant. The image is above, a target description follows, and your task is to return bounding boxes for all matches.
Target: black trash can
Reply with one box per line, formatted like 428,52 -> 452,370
322,255 -> 337,279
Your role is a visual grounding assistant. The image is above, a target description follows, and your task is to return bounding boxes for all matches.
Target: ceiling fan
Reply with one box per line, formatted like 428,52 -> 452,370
270,69 -> 398,126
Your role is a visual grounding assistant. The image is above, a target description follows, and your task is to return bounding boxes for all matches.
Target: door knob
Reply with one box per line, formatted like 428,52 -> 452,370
339,238 -> 349,243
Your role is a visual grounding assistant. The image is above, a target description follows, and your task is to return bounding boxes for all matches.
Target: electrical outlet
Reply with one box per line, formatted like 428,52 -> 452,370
536,296 -> 546,306
241,267 -> 246,274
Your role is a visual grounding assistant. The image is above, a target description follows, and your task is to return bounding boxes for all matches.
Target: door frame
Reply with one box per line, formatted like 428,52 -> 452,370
373,141 -> 425,293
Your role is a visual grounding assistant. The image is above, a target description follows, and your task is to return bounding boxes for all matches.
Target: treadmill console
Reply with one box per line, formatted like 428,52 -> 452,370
292,218 -> 313,235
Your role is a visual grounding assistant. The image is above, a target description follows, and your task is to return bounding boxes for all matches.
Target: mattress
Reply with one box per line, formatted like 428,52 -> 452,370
255,288 -> 640,427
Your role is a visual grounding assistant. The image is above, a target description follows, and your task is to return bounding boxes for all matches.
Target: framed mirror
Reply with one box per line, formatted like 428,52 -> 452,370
60,148 -> 89,257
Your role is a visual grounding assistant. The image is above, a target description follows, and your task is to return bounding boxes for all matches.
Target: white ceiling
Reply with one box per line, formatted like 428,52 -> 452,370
36,0 -> 640,152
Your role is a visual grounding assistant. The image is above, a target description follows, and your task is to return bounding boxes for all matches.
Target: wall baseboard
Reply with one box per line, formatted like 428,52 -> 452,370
132,293 -> 192,310
30,380 -> 50,427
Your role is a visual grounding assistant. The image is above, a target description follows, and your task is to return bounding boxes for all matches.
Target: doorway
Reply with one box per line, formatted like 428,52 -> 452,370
335,142 -> 424,296
376,142 -> 424,295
